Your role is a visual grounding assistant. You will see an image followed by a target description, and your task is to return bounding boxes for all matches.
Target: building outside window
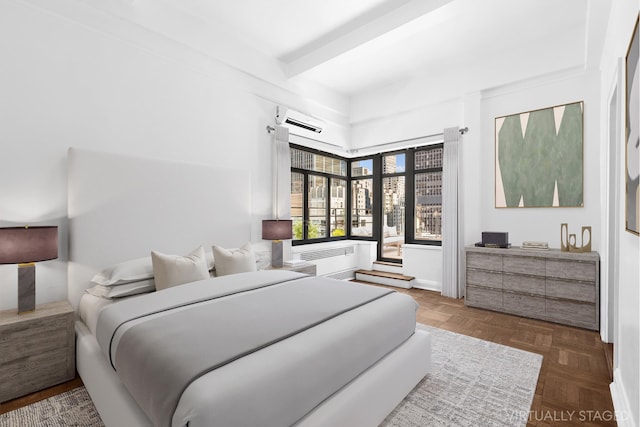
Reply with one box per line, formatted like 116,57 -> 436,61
290,144 -> 442,248
291,146 -> 347,242
414,145 -> 443,242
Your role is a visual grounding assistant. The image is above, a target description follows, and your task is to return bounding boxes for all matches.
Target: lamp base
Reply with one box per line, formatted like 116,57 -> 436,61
18,263 -> 36,314
271,240 -> 284,268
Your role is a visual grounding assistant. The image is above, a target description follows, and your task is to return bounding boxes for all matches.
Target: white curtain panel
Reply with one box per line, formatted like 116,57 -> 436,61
274,125 -> 291,219
273,125 -> 292,261
442,127 -> 464,298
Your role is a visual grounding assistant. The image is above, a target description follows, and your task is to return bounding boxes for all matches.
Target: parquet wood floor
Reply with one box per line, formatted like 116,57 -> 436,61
1,287 -> 616,426
394,286 -> 617,427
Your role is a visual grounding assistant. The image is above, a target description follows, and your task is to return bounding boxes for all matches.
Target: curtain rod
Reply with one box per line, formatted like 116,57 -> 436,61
266,125 -> 469,153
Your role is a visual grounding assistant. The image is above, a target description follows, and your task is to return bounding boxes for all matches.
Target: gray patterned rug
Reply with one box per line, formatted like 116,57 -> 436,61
0,325 -> 541,427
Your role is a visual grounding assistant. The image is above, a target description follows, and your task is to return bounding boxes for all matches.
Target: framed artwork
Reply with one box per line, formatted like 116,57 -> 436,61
495,101 -> 584,208
625,15 -> 639,236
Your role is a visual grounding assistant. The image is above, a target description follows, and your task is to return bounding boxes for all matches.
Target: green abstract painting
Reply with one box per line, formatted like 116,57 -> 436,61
495,102 -> 584,208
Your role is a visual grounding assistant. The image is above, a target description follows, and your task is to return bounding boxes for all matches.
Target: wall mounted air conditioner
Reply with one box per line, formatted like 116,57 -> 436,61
276,106 -> 323,134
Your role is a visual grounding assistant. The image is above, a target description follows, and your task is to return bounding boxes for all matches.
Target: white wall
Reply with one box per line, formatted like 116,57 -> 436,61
479,69 -> 602,249
599,1 -> 640,426
0,0 -> 349,310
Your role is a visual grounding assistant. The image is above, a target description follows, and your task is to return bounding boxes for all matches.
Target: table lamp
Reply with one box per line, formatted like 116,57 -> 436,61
262,220 -> 292,268
0,226 -> 58,313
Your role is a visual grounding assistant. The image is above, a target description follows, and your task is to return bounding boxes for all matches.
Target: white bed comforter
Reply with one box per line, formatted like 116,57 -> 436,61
93,270 -> 419,427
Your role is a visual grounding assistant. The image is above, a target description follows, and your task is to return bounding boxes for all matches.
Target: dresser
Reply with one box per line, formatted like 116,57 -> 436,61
464,246 -> 599,330
0,300 -> 75,402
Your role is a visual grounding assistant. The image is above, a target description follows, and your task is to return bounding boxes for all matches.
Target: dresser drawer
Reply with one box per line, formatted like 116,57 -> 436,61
503,255 -> 545,276
466,285 -> 503,309
546,299 -> 596,325
503,273 -> 545,296
467,269 -> 502,289
546,260 -> 596,282
504,291 -> 545,315
467,252 -> 502,271
546,279 -> 596,303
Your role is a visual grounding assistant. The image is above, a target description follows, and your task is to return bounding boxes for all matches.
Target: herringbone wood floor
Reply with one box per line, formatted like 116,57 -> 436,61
1,287 -> 616,426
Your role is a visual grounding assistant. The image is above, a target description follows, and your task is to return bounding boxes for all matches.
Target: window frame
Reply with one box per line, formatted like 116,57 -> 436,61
290,144 -> 443,248
291,144 -> 349,245
406,143 -> 443,246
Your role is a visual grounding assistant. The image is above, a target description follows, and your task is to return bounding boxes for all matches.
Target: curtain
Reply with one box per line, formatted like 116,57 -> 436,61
442,127 -> 465,298
273,125 -> 292,260
273,125 -> 291,219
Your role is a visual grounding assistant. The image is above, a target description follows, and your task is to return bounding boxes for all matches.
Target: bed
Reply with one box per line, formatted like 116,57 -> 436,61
68,148 -> 431,426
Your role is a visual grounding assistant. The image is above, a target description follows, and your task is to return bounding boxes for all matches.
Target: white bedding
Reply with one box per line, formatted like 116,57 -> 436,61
80,271 -> 422,426
78,292 -> 114,336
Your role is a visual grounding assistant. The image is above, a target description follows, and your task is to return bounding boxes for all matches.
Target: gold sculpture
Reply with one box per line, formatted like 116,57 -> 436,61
560,223 -> 592,253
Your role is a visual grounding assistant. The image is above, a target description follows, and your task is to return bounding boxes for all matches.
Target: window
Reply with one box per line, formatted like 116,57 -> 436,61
350,159 -> 373,237
381,153 -> 406,260
290,146 -> 347,243
413,146 -> 443,242
290,144 -> 442,248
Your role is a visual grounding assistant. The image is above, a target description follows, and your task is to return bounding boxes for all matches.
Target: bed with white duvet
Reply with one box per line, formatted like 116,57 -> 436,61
69,148 -> 431,426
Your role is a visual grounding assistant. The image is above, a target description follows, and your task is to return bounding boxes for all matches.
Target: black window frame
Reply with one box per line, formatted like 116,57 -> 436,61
290,144 -> 443,248
291,144 -> 349,245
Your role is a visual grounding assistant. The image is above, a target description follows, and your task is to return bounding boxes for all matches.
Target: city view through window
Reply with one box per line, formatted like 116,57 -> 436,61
290,145 -> 442,255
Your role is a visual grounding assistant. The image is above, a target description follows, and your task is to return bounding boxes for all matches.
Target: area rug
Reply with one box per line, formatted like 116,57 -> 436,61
0,324 -> 541,427
381,324 -> 542,426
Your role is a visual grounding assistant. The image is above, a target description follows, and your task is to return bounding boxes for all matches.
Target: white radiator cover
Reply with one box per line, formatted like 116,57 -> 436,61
292,241 -> 376,277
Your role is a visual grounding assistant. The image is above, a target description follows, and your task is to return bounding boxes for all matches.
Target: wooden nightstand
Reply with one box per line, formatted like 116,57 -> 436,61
267,262 -> 317,276
0,300 -> 75,402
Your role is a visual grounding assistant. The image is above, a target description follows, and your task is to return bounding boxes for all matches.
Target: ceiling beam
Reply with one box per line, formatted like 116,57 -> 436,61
284,0 -> 454,78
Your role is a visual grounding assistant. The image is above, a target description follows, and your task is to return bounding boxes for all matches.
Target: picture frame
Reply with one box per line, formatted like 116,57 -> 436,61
495,101 -> 584,208
625,15 -> 639,236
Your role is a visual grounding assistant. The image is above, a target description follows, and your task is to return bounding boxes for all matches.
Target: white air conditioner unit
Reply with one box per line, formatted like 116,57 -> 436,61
276,106 -> 323,134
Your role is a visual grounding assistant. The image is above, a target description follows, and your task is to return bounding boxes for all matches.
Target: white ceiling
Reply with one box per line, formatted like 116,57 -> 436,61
163,0 -> 598,97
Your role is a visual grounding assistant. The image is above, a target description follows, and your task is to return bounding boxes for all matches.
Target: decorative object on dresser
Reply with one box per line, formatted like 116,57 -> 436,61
0,226 -> 58,313
522,241 -> 549,251
475,231 -> 510,248
560,223 -> 592,252
0,301 -> 75,402
465,246 -> 599,330
262,219 -> 293,268
495,101 -> 584,208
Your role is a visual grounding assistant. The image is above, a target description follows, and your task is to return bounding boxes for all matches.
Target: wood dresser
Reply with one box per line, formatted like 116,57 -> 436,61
464,246 -> 600,330
0,300 -> 75,402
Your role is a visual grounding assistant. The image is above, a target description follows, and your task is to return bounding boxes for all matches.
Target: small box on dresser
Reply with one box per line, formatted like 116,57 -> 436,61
0,300 -> 75,402
464,246 -> 600,330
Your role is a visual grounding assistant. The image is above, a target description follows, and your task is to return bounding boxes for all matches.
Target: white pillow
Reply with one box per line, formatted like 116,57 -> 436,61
92,252 -> 215,287
387,227 -> 398,237
151,246 -> 210,291
86,279 -> 156,299
212,242 -> 257,277
91,256 -> 154,287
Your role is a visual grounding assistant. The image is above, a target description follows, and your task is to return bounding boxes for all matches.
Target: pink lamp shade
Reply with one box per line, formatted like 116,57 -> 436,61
261,220 -> 293,241
0,226 -> 58,264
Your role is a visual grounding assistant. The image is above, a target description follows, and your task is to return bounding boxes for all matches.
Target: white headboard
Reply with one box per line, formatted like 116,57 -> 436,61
67,148 -> 251,310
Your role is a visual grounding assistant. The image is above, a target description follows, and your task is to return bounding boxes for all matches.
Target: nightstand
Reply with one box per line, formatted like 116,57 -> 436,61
267,262 -> 317,276
0,300 -> 75,402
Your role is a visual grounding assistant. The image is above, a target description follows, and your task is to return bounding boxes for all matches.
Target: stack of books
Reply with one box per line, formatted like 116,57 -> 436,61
522,241 -> 549,251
